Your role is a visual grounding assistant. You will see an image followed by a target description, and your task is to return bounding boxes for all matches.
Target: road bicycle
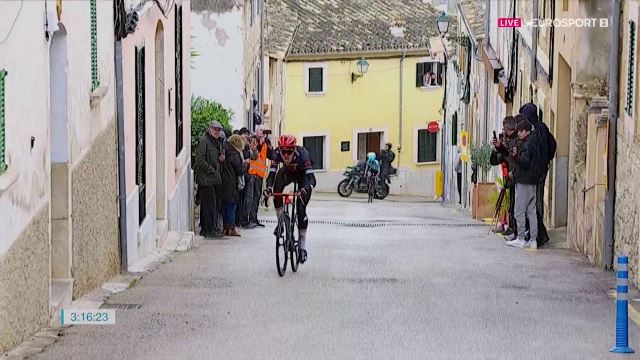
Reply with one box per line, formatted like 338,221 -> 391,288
271,185 -> 305,277
366,173 -> 379,203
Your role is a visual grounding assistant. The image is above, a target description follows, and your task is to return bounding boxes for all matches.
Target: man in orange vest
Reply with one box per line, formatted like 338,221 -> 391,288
245,129 -> 270,228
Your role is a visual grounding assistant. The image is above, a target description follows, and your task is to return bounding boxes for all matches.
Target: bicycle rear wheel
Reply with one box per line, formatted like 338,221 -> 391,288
367,180 -> 374,203
275,215 -> 290,277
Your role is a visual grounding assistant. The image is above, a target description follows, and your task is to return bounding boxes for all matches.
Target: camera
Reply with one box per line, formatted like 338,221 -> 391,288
263,130 -> 272,135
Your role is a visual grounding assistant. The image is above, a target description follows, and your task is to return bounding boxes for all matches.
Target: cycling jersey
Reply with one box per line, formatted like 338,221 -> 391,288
267,146 -> 317,191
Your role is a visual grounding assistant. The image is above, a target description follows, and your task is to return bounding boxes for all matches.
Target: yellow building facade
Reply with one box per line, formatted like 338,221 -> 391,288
282,55 -> 445,196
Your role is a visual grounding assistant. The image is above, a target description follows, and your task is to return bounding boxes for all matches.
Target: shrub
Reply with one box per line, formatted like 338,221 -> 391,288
191,96 -> 233,168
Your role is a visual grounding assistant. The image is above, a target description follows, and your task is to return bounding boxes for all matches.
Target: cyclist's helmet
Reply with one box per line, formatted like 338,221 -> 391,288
278,134 -> 297,149
367,152 -> 377,162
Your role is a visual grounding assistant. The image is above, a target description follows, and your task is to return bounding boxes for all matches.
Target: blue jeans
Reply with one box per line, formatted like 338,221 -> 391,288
223,202 -> 237,226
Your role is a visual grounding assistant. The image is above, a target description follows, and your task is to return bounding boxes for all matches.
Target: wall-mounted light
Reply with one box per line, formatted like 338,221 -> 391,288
351,57 -> 370,83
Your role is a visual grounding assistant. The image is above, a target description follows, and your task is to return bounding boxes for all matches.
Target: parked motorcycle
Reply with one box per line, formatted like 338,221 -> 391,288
337,166 -> 390,199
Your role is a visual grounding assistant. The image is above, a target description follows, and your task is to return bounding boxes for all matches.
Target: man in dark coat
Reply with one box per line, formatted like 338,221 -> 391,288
519,103 -> 557,246
194,121 -> 225,238
236,128 -> 252,228
379,142 -> 396,180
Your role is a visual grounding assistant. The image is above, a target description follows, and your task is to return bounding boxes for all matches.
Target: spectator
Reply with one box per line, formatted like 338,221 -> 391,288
194,121 -> 224,238
506,120 -> 541,249
454,147 -> 462,205
491,116 -> 519,238
379,142 -> 396,180
236,128 -> 252,228
519,103 -> 556,247
220,134 -> 245,237
215,129 -> 229,234
423,72 -> 432,86
245,129 -> 269,228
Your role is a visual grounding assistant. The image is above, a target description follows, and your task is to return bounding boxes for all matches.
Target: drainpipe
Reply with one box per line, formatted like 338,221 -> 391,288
483,0 -> 490,145
441,49 -> 448,200
604,0 -> 621,269
531,0 -> 538,83
398,50 -> 406,170
258,0 -> 265,132
115,39 -> 128,271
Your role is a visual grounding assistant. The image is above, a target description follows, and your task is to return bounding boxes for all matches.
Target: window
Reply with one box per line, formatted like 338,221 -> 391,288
416,61 -> 443,87
341,141 -> 350,152
90,0 -> 99,90
250,0 -> 255,26
357,132 -> 381,160
417,129 -> 437,163
135,46 -> 147,225
175,5 -> 184,155
304,63 -> 327,95
308,68 -> 323,92
303,136 -> 324,170
452,112 -> 458,146
0,70 -> 6,173
627,20 -> 636,117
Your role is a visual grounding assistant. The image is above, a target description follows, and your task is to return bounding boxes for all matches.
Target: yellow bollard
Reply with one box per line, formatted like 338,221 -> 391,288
435,171 -> 443,197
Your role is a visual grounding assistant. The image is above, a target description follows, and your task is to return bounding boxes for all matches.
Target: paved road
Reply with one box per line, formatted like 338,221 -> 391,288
36,194 -> 639,359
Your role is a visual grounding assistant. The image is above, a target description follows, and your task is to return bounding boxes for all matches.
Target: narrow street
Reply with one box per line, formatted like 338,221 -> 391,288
34,195 -> 636,360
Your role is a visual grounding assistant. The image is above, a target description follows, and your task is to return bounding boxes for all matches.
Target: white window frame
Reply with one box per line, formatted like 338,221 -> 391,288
417,56 -> 444,89
300,131 -> 331,171
414,124 -> 442,165
351,127 -> 389,162
304,62 -> 328,96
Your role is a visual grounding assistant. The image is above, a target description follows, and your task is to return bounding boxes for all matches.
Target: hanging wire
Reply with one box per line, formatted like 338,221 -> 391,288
0,0 -> 24,45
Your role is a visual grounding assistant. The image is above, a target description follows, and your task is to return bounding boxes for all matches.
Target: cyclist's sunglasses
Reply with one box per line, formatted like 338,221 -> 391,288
281,148 -> 294,155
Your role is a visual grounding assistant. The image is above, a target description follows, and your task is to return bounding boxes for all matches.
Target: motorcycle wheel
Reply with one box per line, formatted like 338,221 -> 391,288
375,182 -> 390,200
338,179 -> 353,197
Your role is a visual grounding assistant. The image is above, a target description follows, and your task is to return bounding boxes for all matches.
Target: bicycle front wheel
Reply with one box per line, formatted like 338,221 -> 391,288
290,222 -> 299,272
275,215 -> 290,277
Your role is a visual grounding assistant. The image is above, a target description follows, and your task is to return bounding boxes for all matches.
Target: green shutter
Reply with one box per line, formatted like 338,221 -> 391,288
90,0 -> 99,91
175,5 -> 184,156
135,46 -> 146,224
418,130 -> 437,163
416,63 -> 425,87
0,70 -> 6,173
627,20 -> 636,117
308,68 -> 323,92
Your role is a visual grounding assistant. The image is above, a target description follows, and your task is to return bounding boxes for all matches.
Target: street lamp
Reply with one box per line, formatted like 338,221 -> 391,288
351,57 -> 369,83
436,11 -> 469,47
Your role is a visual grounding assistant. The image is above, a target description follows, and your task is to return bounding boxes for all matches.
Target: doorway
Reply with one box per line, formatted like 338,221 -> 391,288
357,132 -> 382,160
553,55 -> 571,227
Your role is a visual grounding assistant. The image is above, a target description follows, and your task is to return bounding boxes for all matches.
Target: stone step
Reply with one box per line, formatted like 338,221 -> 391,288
161,231 -> 182,252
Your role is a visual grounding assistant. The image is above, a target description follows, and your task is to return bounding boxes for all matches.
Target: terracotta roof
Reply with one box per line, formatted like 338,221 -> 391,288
458,0 -> 485,40
266,0 -> 456,57
266,0 -> 299,58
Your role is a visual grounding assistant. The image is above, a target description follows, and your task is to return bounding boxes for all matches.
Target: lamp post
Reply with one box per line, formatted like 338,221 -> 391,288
351,57 -> 370,83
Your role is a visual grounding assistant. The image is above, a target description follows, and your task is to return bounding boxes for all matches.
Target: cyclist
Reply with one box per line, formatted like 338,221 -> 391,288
265,135 -> 316,264
365,152 -> 380,178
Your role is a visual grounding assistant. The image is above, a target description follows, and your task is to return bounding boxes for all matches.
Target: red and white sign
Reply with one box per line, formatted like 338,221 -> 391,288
427,121 -> 440,133
498,18 -> 522,28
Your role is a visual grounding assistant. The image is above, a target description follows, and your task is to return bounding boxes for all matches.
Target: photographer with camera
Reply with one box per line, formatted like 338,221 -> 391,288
244,127 -> 272,228
490,116 -> 519,238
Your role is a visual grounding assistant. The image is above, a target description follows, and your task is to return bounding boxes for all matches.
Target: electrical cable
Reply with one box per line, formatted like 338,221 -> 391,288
0,0 -> 24,45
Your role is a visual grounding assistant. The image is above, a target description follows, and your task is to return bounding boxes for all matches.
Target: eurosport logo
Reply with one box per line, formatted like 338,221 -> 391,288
498,18 -> 609,28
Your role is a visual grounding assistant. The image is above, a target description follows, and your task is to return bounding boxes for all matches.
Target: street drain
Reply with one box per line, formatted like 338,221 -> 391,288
500,284 -> 529,291
334,277 -> 401,284
578,288 -> 611,296
260,219 -> 487,228
100,303 -> 142,310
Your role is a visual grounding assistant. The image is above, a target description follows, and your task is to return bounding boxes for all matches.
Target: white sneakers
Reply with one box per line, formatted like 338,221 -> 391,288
506,238 -> 537,250
506,238 -> 527,248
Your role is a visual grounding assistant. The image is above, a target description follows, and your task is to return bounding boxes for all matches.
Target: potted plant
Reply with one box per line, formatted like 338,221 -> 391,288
470,142 -> 496,219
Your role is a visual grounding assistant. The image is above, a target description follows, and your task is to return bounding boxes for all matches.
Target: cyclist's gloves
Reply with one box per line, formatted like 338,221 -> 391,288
299,186 -> 311,197
263,187 -> 273,197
